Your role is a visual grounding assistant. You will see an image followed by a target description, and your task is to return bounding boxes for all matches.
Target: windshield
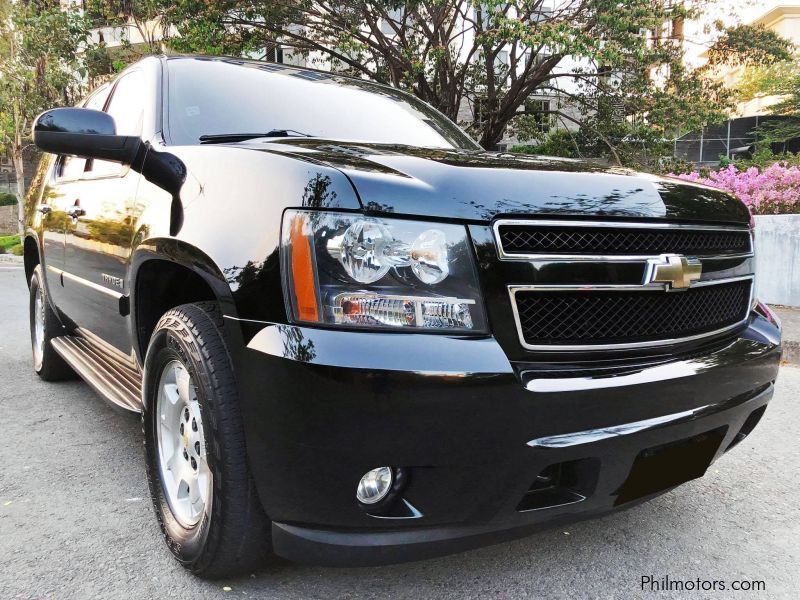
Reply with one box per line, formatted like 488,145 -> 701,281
166,57 -> 479,150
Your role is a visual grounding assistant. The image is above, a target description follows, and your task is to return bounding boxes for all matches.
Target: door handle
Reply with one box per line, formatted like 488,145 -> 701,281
67,205 -> 85,218
37,204 -> 52,215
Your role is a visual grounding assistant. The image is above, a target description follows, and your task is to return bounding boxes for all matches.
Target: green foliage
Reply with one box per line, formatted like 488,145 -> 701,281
159,1 -> 793,165
737,60 -> 800,102
737,59 -> 800,147
0,192 -> 17,206
0,0 -> 91,208
706,25 -> 794,68
84,0 -> 168,53
10,243 -> 23,256
510,130 -> 580,158
0,234 -> 20,250
657,157 -> 704,177
720,147 -> 800,171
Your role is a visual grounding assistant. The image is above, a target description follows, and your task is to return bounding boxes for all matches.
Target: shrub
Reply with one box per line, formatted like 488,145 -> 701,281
658,157 -> 703,176
10,244 -> 23,256
0,234 -> 20,250
672,163 -> 800,215
720,147 -> 800,171
0,192 -> 18,206
510,130 -> 580,158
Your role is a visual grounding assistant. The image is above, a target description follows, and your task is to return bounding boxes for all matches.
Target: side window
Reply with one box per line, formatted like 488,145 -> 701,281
84,83 -> 112,112
106,70 -> 146,135
87,70 -> 146,177
53,83 -> 111,182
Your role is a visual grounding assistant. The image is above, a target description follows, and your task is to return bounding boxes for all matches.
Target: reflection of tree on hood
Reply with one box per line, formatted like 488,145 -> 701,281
302,173 -> 338,208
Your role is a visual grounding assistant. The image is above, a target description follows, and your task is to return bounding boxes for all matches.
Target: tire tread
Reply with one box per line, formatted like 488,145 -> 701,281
30,265 -> 75,381
145,302 -> 271,578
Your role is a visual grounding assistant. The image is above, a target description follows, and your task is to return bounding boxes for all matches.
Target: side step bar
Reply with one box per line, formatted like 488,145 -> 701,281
51,336 -> 142,412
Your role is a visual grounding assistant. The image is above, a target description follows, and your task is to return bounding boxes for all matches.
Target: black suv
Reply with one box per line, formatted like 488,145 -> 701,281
23,56 -> 782,577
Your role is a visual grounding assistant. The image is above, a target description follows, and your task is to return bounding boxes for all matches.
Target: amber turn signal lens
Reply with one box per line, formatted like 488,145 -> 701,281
289,214 -> 320,322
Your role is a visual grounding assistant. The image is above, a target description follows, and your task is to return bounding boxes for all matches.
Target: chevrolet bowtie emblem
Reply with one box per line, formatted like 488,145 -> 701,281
644,254 -> 702,290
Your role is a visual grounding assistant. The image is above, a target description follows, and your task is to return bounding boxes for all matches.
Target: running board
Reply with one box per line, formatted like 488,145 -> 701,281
51,336 -> 142,412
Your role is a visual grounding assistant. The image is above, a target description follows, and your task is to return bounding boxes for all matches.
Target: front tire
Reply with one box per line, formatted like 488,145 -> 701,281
143,302 -> 271,578
29,265 -> 74,381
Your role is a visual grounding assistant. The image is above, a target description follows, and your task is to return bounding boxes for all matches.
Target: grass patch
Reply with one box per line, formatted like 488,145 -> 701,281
0,235 -> 21,251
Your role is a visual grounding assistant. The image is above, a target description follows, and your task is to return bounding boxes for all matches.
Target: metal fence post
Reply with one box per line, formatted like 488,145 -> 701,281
726,119 -> 731,158
699,127 -> 704,163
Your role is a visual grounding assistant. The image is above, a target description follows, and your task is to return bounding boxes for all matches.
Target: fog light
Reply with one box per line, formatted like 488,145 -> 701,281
356,467 -> 393,505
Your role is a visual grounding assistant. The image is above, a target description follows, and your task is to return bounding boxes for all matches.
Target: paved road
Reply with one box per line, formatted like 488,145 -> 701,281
1,267 -> 798,599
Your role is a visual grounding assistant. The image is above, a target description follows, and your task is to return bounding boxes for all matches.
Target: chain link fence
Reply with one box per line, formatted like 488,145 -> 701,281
674,115 -> 799,165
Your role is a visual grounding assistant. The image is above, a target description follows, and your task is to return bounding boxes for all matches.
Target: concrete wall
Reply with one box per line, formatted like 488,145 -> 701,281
0,205 -> 18,235
754,214 -> 800,307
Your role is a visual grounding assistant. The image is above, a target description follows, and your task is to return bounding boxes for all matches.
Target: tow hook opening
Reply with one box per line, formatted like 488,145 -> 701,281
726,405 -> 768,452
516,458 -> 600,512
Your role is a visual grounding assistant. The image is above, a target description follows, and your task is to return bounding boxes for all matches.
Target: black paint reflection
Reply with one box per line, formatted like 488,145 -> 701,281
238,139 -> 750,224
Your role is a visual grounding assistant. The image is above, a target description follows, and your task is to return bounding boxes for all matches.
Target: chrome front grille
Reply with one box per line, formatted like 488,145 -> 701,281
512,279 -> 752,350
494,220 -> 753,260
494,219 -> 754,351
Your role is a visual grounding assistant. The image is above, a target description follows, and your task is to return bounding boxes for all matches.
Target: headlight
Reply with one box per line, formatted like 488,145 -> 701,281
281,210 -> 487,332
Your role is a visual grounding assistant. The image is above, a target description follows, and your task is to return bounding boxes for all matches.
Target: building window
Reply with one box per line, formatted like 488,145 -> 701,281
524,98 -> 553,135
474,97 -> 490,129
266,44 -> 284,64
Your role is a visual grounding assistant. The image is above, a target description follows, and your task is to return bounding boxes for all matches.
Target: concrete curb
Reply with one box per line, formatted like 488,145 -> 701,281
0,254 -> 23,264
772,306 -> 800,367
783,341 -> 800,367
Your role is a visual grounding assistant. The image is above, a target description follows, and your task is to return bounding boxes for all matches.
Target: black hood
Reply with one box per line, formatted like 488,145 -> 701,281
241,139 -> 750,224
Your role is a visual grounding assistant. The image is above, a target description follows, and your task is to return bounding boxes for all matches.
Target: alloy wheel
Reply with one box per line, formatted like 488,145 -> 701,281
32,285 -> 46,370
155,360 -> 212,528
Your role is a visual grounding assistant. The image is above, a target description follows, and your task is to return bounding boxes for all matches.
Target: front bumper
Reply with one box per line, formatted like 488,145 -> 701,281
234,311 -> 781,567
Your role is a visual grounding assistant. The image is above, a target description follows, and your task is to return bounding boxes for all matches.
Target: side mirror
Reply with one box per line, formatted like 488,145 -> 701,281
33,107 -> 142,165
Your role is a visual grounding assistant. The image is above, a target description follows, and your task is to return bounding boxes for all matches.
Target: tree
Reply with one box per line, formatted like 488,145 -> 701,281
161,0 -> 793,164
79,1 -> 173,84
85,0 -> 170,55
512,23 -> 793,166
737,58 -> 800,150
0,0 -> 89,235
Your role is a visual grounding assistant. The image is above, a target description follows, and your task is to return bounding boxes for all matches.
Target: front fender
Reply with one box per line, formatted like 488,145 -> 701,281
132,144 -> 362,325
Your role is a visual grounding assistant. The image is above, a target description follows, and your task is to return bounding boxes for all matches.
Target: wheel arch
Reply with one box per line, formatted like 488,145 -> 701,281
130,238 -> 237,365
23,230 -> 42,286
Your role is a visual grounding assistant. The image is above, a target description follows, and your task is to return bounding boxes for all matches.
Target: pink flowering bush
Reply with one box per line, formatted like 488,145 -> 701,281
672,163 -> 800,215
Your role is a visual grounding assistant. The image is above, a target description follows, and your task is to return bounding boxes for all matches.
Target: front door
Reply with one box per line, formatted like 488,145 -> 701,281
59,70 -> 146,355
61,168 -> 140,353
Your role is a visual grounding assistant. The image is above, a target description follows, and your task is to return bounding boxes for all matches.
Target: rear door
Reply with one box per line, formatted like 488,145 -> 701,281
60,70 -> 147,353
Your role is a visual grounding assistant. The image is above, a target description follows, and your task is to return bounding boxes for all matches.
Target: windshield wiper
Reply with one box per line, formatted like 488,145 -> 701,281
199,130 -> 311,144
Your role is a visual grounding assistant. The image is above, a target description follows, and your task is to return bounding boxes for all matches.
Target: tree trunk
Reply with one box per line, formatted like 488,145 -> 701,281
12,148 -> 25,237
480,121 -> 507,150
